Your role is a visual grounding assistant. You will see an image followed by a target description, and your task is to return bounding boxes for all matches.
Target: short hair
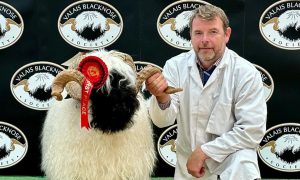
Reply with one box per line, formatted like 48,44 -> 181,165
189,4 -> 229,32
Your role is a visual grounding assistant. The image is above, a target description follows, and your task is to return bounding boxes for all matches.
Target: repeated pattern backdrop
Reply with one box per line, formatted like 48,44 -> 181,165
0,0 -> 300,179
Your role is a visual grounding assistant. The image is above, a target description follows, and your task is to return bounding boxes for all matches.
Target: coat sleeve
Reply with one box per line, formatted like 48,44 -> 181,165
201,66 -> 267,162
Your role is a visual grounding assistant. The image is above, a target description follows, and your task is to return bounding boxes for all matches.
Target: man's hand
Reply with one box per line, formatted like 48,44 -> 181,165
145,72 -> 170,103
186,146 -> 209,178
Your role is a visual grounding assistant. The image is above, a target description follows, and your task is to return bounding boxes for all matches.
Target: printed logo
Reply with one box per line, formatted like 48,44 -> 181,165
254,64 -> 274,102
157,124 -> 177,167
157,0 -> 210,50
10,61 -> 67,110
0,1 -> 24,49
259,0 -> 300,50
0,121 -> 28,169
58,0 -> 123,50
135,61 -> 162,100
258,123 -> 300,172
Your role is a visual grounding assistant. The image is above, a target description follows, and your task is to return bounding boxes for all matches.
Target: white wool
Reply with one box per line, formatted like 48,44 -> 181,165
175,11 -> 193,32
278,10 -> 300,32
27,73 -> 53,92
0,132 -> 11,150
274,134 -> 300,155
75,11 -> 106,33
41,95 -> 156,180
0,14 -> 6,33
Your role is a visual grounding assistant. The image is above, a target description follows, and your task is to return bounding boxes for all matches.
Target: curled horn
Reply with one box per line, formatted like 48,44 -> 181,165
52,69 -> 85,101
61,18 -> 76,31
262,17 -> 279,31
13,79 -> 29,92
159,18 -> 176,31
6,18 -> 21,31
136,65 -> 183,94
259,140 -> 276,153
105,18 -> 120,31
11,138 -> 25,150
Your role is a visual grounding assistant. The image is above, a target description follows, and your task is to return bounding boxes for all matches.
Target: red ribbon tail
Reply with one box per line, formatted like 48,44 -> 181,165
81,78 -> 93,130
81,121 -> 90,130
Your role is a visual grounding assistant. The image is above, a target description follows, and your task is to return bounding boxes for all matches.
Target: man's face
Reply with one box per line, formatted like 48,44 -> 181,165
190,16 -> 231,65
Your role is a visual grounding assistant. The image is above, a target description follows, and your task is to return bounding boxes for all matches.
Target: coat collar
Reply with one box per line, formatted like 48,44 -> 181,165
188,47 -> 230,88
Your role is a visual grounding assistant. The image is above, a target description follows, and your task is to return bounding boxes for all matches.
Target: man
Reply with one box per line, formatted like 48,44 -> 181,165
146,4 -> 267,180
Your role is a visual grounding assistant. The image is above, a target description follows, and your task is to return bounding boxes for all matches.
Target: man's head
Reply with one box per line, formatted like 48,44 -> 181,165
189,4 -> 231,68
189,4 -> 229,33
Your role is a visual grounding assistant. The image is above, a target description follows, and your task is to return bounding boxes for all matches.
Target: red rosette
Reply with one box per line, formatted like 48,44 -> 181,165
78,56 -> 108,89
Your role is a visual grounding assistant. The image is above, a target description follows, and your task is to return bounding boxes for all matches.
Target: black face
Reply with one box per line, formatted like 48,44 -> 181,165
279,24 -> 300,41
0,29 -> 6,38
275,147 -> 300,164
28,85 -> 52,101
76,26 -> 105,41
89,69 -> 139,134
175,26 -> 190,41
0,145 -> 10,160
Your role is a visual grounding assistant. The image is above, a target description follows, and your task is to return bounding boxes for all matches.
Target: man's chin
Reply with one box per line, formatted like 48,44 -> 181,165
198,54 -> 215,62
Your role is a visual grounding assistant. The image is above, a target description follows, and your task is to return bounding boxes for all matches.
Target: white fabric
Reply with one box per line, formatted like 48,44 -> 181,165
149,48 -> 267,180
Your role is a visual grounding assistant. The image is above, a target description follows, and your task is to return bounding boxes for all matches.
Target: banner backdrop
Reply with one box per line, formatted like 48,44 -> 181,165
0,0 -> 300,179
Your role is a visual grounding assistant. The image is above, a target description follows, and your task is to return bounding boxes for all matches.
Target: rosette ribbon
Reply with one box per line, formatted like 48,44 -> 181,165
78,56 -> 108,129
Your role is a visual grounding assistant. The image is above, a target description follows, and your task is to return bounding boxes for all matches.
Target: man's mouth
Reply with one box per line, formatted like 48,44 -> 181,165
200,48 -> 212,51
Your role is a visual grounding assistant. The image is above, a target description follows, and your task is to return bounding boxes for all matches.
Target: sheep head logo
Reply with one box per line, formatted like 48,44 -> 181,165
157,0 -> 210,50
51,50 -> 182,132
0,2 -> 23,49
258,123 -> 300,172
0,133 -> 24,160
58,0 -> 123,50
259,0 -> 300,50
0,122 -> 28,169
10,62 -> 66,110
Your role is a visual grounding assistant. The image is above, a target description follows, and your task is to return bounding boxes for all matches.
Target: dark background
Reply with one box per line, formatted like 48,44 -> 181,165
1,0 -> 300,178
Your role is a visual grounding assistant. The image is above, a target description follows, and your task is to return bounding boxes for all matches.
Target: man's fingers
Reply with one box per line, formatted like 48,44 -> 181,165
145,73 -> 168,95
145,72 -> 160,85
187,166 -> 205,178
199,166 -> 205,177
188,170 -> 201,178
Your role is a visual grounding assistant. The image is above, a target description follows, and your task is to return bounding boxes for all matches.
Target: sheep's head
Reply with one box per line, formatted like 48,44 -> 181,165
51,50 -> 182,133
0,132 -> 24,160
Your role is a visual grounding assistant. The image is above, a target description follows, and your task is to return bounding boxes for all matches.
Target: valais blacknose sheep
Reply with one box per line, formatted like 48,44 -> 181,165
41,50 -> 181,180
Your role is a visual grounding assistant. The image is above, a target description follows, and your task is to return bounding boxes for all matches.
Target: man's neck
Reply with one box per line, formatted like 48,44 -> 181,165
198,60 -> 215,70
197,54 -> 224,70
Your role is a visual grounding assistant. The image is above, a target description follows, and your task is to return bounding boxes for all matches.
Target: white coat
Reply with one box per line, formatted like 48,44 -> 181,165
149,48 -> 267,180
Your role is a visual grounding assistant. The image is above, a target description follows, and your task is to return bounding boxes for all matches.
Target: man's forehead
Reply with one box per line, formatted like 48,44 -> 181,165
192,17 -> 223,27
194,16 -> 221,23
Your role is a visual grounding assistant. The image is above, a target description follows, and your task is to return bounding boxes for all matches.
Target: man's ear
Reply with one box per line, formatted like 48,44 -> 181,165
225,27 -> 232,44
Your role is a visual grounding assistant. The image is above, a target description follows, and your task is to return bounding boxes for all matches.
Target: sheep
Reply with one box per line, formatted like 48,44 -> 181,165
41,49 -> 181,180
0,13 -> 22,36
60,11 -> 120,41
0,132 -> 25,160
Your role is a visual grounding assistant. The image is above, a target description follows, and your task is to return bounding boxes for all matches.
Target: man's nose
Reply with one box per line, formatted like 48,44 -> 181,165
201,34 -> 209,43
